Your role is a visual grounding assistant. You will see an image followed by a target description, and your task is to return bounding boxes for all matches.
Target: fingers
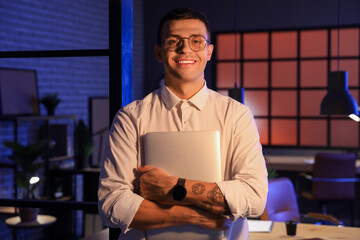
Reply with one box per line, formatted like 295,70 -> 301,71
209,216 -> 229,231
186,205 -> 230,231
137,165 -> 156,173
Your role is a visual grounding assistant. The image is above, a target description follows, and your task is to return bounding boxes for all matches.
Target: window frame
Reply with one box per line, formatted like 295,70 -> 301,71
214,26 -> 360,150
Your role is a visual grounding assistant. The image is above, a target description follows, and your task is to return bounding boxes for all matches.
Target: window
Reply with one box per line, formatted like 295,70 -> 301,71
215,27 -> 360,149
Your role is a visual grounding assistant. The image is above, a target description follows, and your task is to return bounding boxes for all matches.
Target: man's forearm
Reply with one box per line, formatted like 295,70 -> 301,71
130,199 -> 179,229
137,166 -> 230,216
184,180 -> 230,215
129,199 -> 227,230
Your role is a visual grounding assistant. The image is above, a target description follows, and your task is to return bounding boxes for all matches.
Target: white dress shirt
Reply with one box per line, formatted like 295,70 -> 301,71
98,83 -> 268,240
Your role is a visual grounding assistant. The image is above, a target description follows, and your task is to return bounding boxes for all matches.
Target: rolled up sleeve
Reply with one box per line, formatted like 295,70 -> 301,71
217,105 -> 268,221
98,108 -> 143,234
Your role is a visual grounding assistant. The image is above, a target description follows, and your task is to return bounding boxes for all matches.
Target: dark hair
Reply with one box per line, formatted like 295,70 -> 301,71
157,8 -> 211,45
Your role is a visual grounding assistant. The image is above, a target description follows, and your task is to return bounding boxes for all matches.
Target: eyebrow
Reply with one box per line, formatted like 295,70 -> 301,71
165,34 -> 182,38
165,34 -> 204,38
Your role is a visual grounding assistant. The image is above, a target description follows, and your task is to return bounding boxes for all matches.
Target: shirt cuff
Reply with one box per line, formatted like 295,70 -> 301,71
111,191 -> 144,234
216,181 -> 241,221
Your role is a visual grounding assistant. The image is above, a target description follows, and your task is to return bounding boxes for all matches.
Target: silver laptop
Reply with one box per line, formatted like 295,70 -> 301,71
144,130 -> 224,240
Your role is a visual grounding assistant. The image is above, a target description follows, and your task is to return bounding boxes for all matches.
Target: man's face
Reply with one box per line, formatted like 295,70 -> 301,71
155,19 -> 214,84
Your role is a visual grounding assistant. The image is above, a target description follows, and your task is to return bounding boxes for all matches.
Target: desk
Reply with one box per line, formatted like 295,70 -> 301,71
265,156 -> 360,173
249,221 -> 360,240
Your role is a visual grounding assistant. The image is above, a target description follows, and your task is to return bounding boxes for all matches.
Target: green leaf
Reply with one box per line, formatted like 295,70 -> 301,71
77,119 -> 94,157
3,141 -> 26,155
16,172 -> 29,189
3,141 -> 24,151
267,168 -> 279,179
26,139 -> 48,162
4,140 -> 47,194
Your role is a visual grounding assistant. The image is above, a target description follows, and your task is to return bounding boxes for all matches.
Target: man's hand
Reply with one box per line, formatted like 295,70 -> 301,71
137,166 -> 177,201
186,204 -> 231,231
130,199 -> 230,231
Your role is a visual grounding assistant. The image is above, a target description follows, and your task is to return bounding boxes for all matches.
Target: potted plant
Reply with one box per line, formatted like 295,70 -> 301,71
267,168 -> 278,179
40,93 -> 61,115
77,119 -> 94,168
3,139 -> 48,222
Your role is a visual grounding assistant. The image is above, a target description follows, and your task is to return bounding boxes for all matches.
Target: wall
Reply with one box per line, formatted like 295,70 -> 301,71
0,0 -> 109,121
133,0 -> 144,100
143,0 -> 360,94
0,0 -> 144,238
0,1 -> 109,239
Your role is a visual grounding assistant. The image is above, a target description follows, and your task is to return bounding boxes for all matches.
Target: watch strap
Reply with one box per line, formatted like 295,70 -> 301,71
177,178 -> 186,186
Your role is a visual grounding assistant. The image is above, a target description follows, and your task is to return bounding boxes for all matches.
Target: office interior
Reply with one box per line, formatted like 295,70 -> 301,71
0,0 -> 360,239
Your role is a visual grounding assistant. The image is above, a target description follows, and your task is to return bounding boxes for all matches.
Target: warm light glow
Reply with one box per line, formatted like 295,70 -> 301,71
349,114 -> 360,122
29,176 -> 40,184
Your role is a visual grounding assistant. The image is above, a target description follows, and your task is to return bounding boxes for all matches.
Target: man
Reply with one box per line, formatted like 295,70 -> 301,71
98,8 -> 268,240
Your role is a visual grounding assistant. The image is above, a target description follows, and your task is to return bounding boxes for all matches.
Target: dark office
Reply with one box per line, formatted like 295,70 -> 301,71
0,0 -> 360,239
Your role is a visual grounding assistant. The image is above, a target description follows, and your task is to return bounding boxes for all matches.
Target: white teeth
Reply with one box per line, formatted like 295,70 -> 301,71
178,60 -> 194,64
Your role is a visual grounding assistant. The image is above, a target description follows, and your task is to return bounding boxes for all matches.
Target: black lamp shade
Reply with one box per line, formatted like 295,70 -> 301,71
320,71 -> 359,115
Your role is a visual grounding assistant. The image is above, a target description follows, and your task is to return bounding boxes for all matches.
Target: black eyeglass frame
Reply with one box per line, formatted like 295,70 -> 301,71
162,34 -> 211,52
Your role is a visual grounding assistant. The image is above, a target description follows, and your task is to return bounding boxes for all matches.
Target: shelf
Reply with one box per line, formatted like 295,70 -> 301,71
0,114 -> 77,122
0,206 -> 16,214
1,114 -> 78,199
49,155 -> 75,163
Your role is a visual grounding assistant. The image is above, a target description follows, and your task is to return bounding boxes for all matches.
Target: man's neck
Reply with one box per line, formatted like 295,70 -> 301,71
165,79 -> 205,100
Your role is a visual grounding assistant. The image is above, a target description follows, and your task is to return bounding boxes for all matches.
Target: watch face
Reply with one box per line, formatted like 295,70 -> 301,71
172,184 -> 187,201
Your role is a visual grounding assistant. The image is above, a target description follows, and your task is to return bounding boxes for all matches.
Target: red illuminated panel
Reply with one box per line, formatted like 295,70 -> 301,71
216,33 -> 241,60
331,28 -> 360,57
300,120 -> 327,146
271,119 -> 297,145
255,118 -> 269,145
271,61 -> 297,87
244,90 -> 269,116
331,120 -> 359,148
300,30 -> 327,57
271,90 -> 297,116
300,90 -> 327,116
300,60 -> 327,87
271,31 -> 297,58
243,62 -> 268,87
330,59 -> 359,87
216,62 -> 241,88
243,32 -> 269,59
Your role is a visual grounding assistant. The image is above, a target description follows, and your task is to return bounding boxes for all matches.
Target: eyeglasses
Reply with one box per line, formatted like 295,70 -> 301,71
162,34 -> 210,52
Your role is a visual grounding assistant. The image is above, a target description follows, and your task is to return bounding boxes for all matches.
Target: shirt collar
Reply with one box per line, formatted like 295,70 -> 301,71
161,82 -> 209,111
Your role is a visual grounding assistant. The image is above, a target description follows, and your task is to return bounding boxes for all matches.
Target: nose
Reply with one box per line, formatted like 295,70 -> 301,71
176,38 -> 192,53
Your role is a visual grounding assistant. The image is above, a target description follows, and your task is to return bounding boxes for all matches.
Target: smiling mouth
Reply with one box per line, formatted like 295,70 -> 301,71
176,60 -> 196,64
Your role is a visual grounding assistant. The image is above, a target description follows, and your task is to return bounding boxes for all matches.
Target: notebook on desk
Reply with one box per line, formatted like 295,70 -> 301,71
248,220 -> 273,233
143,130 -> 223,240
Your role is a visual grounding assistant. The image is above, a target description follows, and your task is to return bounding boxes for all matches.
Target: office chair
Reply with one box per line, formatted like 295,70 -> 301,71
261,177 -> 300,222
261,177 -> 342,226
298,152 -> 356,225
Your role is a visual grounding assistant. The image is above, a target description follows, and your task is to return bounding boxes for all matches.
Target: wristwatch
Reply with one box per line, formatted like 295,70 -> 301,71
171,178 -> 187,201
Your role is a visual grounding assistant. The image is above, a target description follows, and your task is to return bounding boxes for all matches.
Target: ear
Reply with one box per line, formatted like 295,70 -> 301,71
206,44 -> 214,61
154,45 -> 163,62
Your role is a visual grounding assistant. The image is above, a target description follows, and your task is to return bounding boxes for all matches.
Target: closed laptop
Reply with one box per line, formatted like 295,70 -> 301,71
144,130 -> 224,240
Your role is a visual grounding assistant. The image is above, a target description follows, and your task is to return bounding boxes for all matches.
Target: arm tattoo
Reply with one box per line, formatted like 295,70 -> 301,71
201,201 -> 213,212
207,186 -> 226,205
192,183 -> 205,195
